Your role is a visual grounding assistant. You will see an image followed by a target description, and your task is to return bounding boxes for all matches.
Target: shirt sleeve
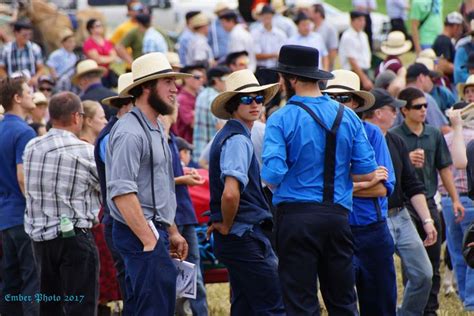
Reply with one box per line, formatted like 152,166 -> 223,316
435,130 -> 453,170
409,1 -> 423,20
15,128 -> 36,164
426,94 -> 448,127
327,25 -> 339,50
261,115 -> 289,185
454,46 -> 469,84
350,120 -> 378,175
99,134 -> 109,163
46,50 -> 59,69
220,134 -> 253,190
371,126 -> 395,196
120,29 -> 135,48
107,132 -> 143,199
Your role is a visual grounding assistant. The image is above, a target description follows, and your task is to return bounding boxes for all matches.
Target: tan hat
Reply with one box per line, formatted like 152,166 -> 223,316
189,13 -> 210,29
59,28 -> 74,43
251,3 -> 266,20
102,73 -> 134,106
33,92 -> 48,105
322,70 -> 375,112
415,57 -> 435,71
165,52 -> 183,69
381,31 -> 412,56
458,75 -> 474,99
0,105 -> 4,115
419,48 -> 437,60
271,0 -> 287,14
120,52 -> 192,96
211,69 -> 280,120
71,59 -> 106,85
214,2 -> 230,14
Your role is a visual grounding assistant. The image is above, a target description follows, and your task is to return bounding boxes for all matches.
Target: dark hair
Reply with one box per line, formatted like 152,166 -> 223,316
350,11 -> 366,21
398,87 -> 425,108
29,122 -> 46,136
282,74 -> 319,84
224,94 -> 243,115
218,10 -> 238,23
49,92 -> 82,124
110,97 -> 134,108
13,20 -> 33,32
186,11 -> 201,22
0,77 -> 26,112
136,13 -> 151,28
362,109 -> 375,119
128,79 -> 157,98
312,4 -> 325,19
86,19 -> 98,34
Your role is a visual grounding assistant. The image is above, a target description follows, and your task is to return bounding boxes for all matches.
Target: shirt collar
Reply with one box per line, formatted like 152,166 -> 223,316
48,128 -> 79,138
132,106 -> 161,132
289,94 -> 332,104
83,82 -> 104,94
3,113 -> 27,122
400,121 -> 433,137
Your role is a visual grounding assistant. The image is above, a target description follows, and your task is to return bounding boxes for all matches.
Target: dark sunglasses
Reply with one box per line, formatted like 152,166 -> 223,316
408,103 -> 428,110
240,95 -> 264,105
329,94 -> 353,103
39,87 -> 52,92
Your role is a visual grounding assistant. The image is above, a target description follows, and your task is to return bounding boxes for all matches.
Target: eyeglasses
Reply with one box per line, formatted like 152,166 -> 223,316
192,75 -> 203,80
329,94 -> 353,103
77,111 -> 85,117
408,103 -> 428,110
39,87 -> 52,92
240,95 -> 264,105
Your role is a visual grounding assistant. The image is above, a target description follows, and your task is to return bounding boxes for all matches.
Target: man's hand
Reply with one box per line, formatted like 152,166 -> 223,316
446,109 -> 463,128
169,230 -> 188,260
182,174 -> 205,186
373,166 -> 389,182
409,149 -> 424,168
206,222 -> 231,239
422,222 -> 437,247
143,239 -> 157,252
362,77 -> 374,91
453,200 -> 465,223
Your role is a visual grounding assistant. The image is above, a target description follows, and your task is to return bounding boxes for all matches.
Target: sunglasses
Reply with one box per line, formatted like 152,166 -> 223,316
329,94 -> 353,103
408,103 -> 428,110
240,95 -> 264,105
39,87 -> 52,92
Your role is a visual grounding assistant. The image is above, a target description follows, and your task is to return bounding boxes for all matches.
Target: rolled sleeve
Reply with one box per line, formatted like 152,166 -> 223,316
220,135 -> 253,190
107,132 -> 142,199
261,118 -> 289,185
435,132 -> 453,170
351,123 -> 377,175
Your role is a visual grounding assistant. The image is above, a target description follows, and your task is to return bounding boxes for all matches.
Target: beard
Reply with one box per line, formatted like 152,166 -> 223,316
148,88 -> 175,115
283,76 -> 296,99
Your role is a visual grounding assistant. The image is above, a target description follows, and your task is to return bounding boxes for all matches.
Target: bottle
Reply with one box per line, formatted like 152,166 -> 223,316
60,214 -> 75,238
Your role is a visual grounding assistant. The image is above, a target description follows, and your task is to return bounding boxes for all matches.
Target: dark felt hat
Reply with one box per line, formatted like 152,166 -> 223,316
267,45 -> 334,80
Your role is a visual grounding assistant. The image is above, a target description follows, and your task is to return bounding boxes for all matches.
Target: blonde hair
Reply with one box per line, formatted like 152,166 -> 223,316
82,100 -> 101,119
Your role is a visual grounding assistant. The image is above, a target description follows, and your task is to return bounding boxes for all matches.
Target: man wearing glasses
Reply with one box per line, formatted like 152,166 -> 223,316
392,87 -> 465,316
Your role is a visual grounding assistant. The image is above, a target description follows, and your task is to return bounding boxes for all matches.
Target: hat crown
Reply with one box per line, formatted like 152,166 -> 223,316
466,75 -> 474,85
131,52 -> 173,82
326,70 -> 361,91
278,45 -> 320,70
415,57 -> 435,71
224,69 -> 260,93
385,31 -> 406,47
76,59 -> 100,74
117,73 -> 133,95
189,13 -> 209,28
419,48 -> 437,60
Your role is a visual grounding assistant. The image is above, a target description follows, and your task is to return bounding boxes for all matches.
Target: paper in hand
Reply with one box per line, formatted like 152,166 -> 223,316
173,259 -> 197,299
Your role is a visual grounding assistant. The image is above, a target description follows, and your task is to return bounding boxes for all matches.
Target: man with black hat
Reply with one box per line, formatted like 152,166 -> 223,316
262,45 -> 378,315
362,88 -> 437,316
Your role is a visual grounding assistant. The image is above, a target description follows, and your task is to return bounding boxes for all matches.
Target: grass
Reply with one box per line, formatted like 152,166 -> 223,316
205,248 -> 473,315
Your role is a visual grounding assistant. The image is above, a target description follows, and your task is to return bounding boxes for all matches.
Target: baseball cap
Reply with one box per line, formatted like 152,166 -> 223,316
406,63 -> 438,80
375,70 -> 397,89
175,137 -> 194,151
369,88 -> 406,111
445,11 -> 463,25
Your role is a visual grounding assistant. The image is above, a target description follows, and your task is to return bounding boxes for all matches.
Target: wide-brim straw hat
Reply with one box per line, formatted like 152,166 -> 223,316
211,69 -> 280,120
33,92 -> 48,105
71,59 -> 106,85
381,31 -> 412,56
214,2 -> 230,14
458,75 -> 474,100
322,69 -> 375,112
271,0 -> 287,14
419,48 -> 437,60
166,52 -> 183,69
59,28 -> 74,43
189,13 -> 210,29
120,52 -> 192,96
102,73 -> 134,106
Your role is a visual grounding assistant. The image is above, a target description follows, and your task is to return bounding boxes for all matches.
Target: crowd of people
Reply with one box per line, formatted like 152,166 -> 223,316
1,0 -> 474,315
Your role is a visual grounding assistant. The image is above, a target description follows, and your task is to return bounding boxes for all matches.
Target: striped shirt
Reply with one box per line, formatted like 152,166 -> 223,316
23,128 -> 100,242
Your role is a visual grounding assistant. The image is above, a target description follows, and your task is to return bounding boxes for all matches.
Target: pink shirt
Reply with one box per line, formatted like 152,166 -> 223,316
83,37 -> 114,69
174,89 -> 196,144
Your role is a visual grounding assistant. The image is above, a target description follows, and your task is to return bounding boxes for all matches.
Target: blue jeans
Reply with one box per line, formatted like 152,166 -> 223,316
442,196 -> 474,311
113,220 -> 177,316
387,208 -> 432,316
178,224 -> 208,316
0,225 -> 39,316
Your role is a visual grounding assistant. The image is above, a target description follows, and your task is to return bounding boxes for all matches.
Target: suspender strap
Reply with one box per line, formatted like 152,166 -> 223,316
288,101 -> 344,203
130,111 -> 157,214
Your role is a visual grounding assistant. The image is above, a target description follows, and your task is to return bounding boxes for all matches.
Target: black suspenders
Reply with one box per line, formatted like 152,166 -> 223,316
287,101 -> 345,204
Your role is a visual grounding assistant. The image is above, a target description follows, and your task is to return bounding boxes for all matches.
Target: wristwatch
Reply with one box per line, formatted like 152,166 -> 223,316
423,218 -> 434,226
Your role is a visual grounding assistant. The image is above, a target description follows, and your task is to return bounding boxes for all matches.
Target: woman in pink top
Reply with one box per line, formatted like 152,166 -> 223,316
83,18 -> 118,87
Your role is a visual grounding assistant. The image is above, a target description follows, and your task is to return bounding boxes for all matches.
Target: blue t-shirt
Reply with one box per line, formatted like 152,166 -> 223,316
350,122 -> 396,226
261,95 -> 378,210
0,114 -> 36,230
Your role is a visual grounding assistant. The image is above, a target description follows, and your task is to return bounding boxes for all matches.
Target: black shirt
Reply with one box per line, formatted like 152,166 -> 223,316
433,34 -> 455,63
466,140 -> 474,200
386,131 -> 426,209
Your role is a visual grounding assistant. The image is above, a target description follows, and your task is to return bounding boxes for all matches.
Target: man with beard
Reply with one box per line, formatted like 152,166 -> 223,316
106,53 -> 190,315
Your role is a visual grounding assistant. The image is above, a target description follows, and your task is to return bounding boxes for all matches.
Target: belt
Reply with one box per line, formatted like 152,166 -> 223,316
73,227 -> 90,235
441,192 -> 468,197
152,220 -> 169,231
388,207 -> 403,217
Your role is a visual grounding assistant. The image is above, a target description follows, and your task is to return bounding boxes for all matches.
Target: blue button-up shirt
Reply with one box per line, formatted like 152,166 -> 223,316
350,122 -> 396,225
261,95 -> 378,210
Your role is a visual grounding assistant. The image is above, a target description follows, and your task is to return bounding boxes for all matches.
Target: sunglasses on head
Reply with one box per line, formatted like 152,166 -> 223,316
329,94 -> 353,103
408,103 -> 428,110
240,95 -> 264,105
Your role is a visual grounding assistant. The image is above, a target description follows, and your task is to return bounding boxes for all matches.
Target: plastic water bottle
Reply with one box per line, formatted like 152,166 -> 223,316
60,214 -> 75,238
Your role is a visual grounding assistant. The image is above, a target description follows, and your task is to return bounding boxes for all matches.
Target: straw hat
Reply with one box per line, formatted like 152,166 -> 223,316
271,0 -> 287,14
59,28 -> 74,43
102,73 -> 134,106
211,69 -> 280,120
458,75 -> 474,100
0,105 -> 4,115
381,31 -> 412,56
322,70 -> 375,112
32,92 -> 48,105
419,48 -> 437,60
166,52 -> 183,69
71,59 -> 106,85
189,13 -> 209,29
214,2 -> 230,14
120,53 -> 191,95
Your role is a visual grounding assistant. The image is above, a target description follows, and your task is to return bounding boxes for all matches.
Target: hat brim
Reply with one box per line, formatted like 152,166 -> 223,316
380,41 -> 412,56
211,83 -> 280,120
101,94 -> 133,107
458,82 -> 474,99
266,65 -> 335,80
322,88 -> 375,112
72,67 -> 107,85
120,71 -> 193,96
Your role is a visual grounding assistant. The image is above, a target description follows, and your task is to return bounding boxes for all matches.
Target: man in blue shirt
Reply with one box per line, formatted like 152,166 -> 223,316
207,69 -> 285,315
262,45 -> 377,315
0,77 -> 39,315
324,71 -> 397,315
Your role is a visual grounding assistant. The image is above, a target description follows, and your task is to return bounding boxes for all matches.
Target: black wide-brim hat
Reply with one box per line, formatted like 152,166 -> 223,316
267,45 -> 334,80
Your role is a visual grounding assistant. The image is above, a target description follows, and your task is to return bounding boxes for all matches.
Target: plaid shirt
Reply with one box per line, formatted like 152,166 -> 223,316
192,87 -> 219,161
0,41 -> 43,77
23,128 -> 100,242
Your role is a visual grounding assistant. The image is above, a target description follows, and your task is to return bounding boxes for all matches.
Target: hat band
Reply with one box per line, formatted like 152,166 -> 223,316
276,63 -> 320,71
134,68 -> 175,82
325,85 -> 355,91
234,83 -> 261,91
385,41 -> 405,48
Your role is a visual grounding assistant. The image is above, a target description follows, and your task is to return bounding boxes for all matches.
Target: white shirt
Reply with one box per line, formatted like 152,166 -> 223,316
228,24 -> 256,72
186,33 -> 214,66
252,25 -> 287,68
339,26 -> 371,70
286,32 -> 328,68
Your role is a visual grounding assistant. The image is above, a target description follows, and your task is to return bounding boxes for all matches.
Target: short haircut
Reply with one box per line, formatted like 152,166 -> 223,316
49,92 -> 82,125
186,11 -> 201,22
82,100 -> 100,119
362,109 -> 375,119
136,13 -> 151,28
128,79 -> 157,99
86,19 -> 98,34
110,97 -> 134,108
0,77 -> 26,112
13,20 -> 33,32
312,4 -> 325,19
398,87 -> 425,108
219,10 -> 238,23
282,73 -> 319,85
350,11 -> 366,21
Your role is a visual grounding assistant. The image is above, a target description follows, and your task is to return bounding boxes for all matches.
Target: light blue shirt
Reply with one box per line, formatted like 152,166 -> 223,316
99,134 -> 109,163
46,47 -> 77,78
208,19 -> 229,60
386,0 -> 408,19
251,25 -> 287,68
142,27 -> 168,54
454,43 -> 473,85
177,28 -> 196,64
261,95 -> 378,210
